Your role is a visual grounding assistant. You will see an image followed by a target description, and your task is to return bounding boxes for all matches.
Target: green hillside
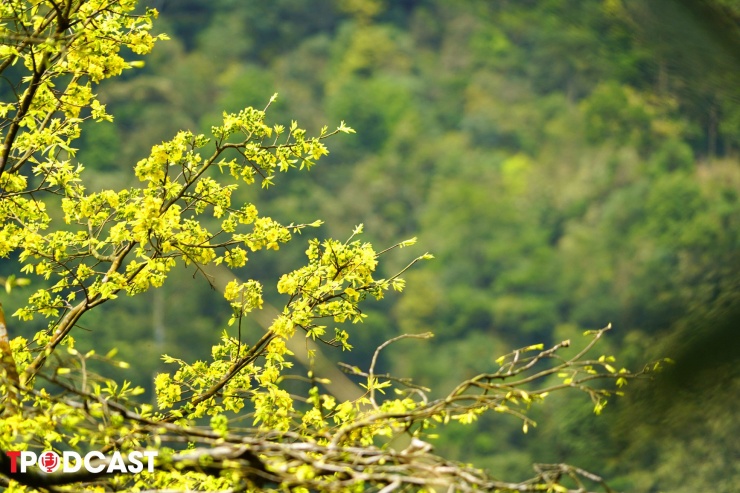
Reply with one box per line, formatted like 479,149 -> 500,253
3,1 -> 737,491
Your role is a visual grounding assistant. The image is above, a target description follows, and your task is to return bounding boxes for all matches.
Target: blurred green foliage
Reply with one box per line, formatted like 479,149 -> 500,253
8,0 -> 736,490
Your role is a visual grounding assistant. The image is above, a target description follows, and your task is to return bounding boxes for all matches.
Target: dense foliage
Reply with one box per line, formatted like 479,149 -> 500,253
1,0 -> 738,492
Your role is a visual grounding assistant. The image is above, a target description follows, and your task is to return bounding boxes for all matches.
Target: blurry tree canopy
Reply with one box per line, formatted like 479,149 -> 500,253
0,1 -> 670,492
1,0 -> 738,491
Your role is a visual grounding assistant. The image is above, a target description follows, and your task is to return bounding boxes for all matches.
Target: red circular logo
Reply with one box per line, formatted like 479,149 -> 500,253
38,451 -> 60,473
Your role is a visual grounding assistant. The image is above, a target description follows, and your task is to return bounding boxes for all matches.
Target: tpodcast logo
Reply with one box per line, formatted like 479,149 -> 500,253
40,451 -> 59,473
6,450 -> 157,474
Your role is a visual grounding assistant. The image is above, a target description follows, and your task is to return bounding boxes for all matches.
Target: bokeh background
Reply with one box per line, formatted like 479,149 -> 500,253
3,0 -> 739,491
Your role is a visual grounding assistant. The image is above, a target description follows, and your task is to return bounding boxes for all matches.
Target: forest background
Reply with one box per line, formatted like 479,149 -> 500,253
1,0 -> 738,491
